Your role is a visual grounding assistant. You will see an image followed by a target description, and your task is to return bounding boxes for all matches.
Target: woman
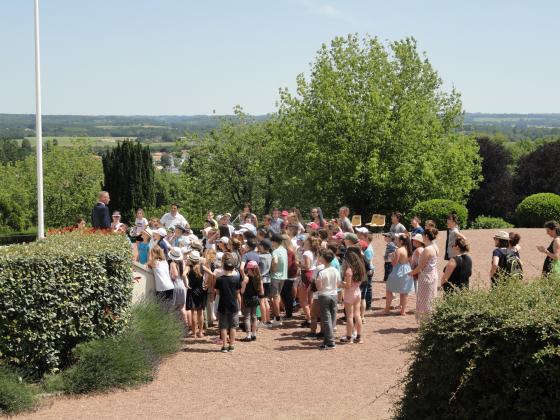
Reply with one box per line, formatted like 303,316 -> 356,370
341,248 -> 366,343
169,247 -> 189,327
410,233 -> 425,292
490,231 -> 513,284
241,260 -> 263,341
148,245 -> 174,303
185,251 -> 207,338
202,248 -> 217,326
282,234 -> 298,319
239,203 -> 258,227
385,234 -> 414,315
411,228 -> 439,322
441,237 -> 472,292
538,220 -> 560,274
310,207 -> 327,229
288,212 -> 305,234
445,214 -> 463,261
298,236 -> 318,327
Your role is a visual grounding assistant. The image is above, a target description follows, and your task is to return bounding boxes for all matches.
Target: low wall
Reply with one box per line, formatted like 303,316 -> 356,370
132,261 -> 156,303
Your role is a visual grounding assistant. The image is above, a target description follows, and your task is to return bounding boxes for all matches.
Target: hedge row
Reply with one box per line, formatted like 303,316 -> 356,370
0,231 -> 133,376
515,193 -> 560,228
410,199 -> 468,230
395,275 -> 560,419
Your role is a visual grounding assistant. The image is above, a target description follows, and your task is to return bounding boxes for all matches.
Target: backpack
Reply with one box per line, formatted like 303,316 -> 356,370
498,248 -> 523,278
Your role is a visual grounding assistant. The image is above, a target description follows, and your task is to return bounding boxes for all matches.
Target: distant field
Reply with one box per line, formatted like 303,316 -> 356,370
22,136 -> 133,147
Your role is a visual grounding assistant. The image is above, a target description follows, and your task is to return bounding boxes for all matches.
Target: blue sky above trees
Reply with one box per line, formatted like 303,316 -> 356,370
1,0 -> 558,115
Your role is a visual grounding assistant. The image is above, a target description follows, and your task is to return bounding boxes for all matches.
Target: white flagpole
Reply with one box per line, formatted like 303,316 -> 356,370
34,0 -> 45,239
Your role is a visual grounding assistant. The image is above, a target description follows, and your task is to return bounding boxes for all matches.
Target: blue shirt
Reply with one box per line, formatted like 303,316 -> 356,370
411,226 -> 425,235
137,242 -> 150,264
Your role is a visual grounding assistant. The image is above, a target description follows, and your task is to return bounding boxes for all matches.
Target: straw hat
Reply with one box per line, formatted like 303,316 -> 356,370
188,250 -> 201,263
493,231 -> 510,240
169,247 -> 183,261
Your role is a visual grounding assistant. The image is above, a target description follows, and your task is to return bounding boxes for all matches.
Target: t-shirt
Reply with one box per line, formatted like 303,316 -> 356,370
242,250 -> 260,265
302,250 -> 316,270
215,273 -> 241,314
259,253 -> 272,283
330,257 -> 341,273
384,242 -> 397,262
152,260 -> 174,292
160,212 -> 188,229
411,226 -> 424,235
137,242 -> 150,264
390,223 -> 407,234
340,217 -> 354,233
287,248 -> 298,279
316,265 -> 340,296
271,245 -> 288,280
134,217 -> 148,236
446,227 -> 460,260
269,219 -> 283,234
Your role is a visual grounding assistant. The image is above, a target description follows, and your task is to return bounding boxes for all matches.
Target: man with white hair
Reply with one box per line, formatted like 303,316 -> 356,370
92,191 -> 111,229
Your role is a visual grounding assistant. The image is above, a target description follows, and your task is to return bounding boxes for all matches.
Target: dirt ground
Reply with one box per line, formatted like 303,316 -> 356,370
19,228 -> 549,420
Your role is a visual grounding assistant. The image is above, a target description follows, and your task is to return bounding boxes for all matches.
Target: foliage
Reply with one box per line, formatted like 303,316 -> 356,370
470,216 -> 513,230
410,199 -> 468,230
61,332 -> 153,394
0,138 -> 32,164
467,137 -> 516,220
395,276 -> 560,420
0,367 -> 38,414
0,231 -> 132,376
514,140 -> 560,198
274,35 -> 481,216
103,140 -> 155,224
515,193 -> 560,228
61,300 -> 183,394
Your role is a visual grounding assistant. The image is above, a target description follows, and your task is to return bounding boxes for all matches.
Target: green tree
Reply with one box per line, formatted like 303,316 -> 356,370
274,35 -> 481,216
102,140 -> 155,223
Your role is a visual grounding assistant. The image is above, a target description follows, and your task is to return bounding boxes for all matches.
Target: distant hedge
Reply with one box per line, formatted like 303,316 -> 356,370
410,199 -> 468,230
515,193 -> 560,228
395,276 -> 560,419
470,216 -> 513,230
0,232 -> 132,376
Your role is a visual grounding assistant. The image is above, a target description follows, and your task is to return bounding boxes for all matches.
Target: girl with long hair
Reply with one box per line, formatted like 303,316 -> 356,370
168,247 -> 190,328
241,260 -> 264,341
341,247 -> 366,343
185,251 -> 208,337
299,236 -> 319,328
385,233 -> 414,315
411,228 -> 440,322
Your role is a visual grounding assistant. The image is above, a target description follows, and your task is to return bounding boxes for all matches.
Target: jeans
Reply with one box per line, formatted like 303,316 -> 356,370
318,294 -> 337,346
281,279 -> 295,318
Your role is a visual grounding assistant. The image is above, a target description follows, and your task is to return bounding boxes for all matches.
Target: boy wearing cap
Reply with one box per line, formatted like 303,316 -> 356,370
214,253 -> 242,353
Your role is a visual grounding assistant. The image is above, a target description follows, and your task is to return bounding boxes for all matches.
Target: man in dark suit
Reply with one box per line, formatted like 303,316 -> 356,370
92,191 -> 111,229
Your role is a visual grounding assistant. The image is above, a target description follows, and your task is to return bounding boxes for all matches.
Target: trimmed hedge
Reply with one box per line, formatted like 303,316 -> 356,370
515,193 -> 560,228
0,231 -> 133,376
470,216 -> 513,230
410,199 -> 468,230
395,276 -> 560,419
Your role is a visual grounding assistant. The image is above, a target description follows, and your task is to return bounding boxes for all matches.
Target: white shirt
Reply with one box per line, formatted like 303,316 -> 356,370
160,212 -> 188,229
316,265 -> 341,297
152,260 -> 174,291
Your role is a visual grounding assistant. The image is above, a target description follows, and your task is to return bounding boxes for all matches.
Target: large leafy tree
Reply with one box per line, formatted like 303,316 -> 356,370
514,140 -> 560,198
274,35 -> 481,216
467,137 -> 516,220
102,140 -> 155,223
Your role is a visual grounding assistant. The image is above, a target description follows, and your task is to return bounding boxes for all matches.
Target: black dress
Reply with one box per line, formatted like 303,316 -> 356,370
444,254 -> 472,292
543,240 -> 555,274
186,268 -> 207,310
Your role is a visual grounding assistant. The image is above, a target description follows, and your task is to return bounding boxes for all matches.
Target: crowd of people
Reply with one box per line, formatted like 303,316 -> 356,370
89,192 -> 560,352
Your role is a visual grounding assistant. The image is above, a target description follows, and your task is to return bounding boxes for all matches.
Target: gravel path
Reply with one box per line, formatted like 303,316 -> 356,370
19,228 -> 548,420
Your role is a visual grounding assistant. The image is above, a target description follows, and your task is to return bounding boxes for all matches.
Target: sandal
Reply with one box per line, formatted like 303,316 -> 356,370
356,335 -> 363,344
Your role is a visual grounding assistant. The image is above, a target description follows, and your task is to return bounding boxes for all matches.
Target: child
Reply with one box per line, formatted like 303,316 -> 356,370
148,245 -> 174,302
341,248 -> 366,343
185,251 -> 207,338
136,228 -> 152,265
214,253 -> 242,353
382,233 -> 397,282
241,260 -> 263,341
134,208 -> 149,236
168,247 -> 189,328
315,249 -> 341,350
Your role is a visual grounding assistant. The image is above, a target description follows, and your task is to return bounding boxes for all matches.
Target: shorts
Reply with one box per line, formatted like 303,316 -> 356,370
218,312 -> 239,330
262,283 -> 271,299
270,279 -> 285,297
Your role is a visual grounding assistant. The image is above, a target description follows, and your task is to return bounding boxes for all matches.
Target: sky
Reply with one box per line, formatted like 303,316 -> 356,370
1,0 -> 559,115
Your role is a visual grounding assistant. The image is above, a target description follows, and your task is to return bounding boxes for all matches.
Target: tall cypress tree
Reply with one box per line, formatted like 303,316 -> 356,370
102,140 -> 155,223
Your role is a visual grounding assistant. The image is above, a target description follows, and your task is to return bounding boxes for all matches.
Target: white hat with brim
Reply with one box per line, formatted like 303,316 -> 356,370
169,247 -> 183,261
156,228 -> 168,237
493,231 -> 510,240
143,228 -> 153,238
218,236 -> 230,244
356,227 -> 369,234
188,250 -> 201,263
411,233 -> 424,244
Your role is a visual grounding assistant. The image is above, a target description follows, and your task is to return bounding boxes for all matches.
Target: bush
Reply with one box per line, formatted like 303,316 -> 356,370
395,276 -> 560,419
470,216 -> 513,230
0,367 -> 37,414
515,193 -> 560,228
0,231 -> 133,376
61,300 -> 183,394
61,333 -> 153,394
410,199 -> 468,230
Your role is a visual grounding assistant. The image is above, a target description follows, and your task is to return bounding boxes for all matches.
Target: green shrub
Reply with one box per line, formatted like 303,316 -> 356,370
395,276 -> 560,420
0,367 -> 37,414
61,300 -> 183,394
61,333 -> 153,394
130,300 -> 184,358
410,199 -> 468,230
0,231 -> 133,376
470,215 -> 513,229
515,193 -> 560,228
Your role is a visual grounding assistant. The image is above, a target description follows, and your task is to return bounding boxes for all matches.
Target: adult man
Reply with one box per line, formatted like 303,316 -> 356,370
92,191 -> 111,229
269,208 -> 283,234
390,212 -> 407,235
160,203 -> 188,229
270,233 -> 288,326
338,206 -> 354,233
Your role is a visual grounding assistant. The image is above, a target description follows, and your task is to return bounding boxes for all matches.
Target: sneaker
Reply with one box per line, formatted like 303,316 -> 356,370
228,345 -> 235,352
244,335 -> 252,342
220,346 -> 228,353
319,344 -> 335,350
272,319 -> 283,326
316,332 -> 324,339
263,321 -> 274,328
303,333 -> 318,340
251,335 -> 257,341
300,320 -> 310,328
340,336 -> 353,344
